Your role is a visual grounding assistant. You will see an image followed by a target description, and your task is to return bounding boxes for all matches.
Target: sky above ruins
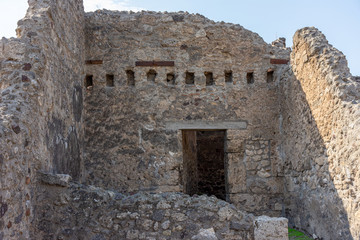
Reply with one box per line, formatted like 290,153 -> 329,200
0,0 -> 359,75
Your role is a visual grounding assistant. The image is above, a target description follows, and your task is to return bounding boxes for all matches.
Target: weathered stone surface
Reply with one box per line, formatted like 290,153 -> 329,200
83,9 -> 287,217
191,228 -> 218,240
281,27 -> 360,239
254,215 -> 288,240
1,1 -> 359,240
38,172 -> 72,187
229,193 -> 283,216
0,1 -> 85,239
32,183 -> 254,239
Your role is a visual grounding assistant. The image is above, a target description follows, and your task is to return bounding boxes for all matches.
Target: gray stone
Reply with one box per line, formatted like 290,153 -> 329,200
161,220 -> 170,230
217,206 -> 234,221
39,172 -> 72,187
1,1 -> 359,240
191,228 -> 218,240
229,221 -> 242,231
152,210 -> 165,222
126,230 -> 139,239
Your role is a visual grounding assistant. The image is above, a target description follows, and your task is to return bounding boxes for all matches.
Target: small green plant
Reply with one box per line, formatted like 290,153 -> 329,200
288,228 -> 313,240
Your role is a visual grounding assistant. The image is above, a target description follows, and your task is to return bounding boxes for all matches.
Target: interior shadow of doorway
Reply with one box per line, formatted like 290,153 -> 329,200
182,130 -> 226,200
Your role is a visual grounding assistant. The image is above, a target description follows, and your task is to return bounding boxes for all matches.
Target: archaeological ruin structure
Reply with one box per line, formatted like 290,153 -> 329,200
1,0 -> 359,239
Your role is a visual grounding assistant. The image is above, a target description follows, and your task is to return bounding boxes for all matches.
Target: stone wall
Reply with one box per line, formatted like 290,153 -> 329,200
33,173 -> 255,240
2,1 -> 359,239
229,136 -> 284,216
0,37 -> 39,240
281,27 -> 360,239
83,10 -> 289,216
16,0 -> 86,180
0,0 -> 85,239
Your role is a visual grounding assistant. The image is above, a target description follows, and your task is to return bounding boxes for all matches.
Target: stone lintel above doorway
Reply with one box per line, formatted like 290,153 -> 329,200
165,120 -> 247,130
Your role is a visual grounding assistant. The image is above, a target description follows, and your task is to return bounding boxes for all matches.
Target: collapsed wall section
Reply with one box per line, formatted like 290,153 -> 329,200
0,0 -> 85,239
281,27 -> 360,239
33,174 -> 255,239
83,11 -> 290,216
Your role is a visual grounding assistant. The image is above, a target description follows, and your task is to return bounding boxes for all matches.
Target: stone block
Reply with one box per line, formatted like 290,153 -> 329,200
191,228 -> 218,240
254,216 -> 288,240
39,172 -> 72,187
227,153 -> 243,164
218,206 -> 236,222
226,130 -> 246,140
271,157 -> 285,176
230,193 -> 282,217
247,177 -> 279,194
256,168 -> 272,178
226,139 -> 244,153
245,159 -> 259,171
274,203 -> 283,211
230,194 -> 269,212
227,153 -> 246,193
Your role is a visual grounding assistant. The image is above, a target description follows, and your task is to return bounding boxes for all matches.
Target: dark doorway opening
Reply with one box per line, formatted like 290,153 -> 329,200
182,130 -> 226,200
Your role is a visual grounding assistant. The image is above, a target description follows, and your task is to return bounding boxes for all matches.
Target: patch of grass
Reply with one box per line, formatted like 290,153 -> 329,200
288,228 -> 313,240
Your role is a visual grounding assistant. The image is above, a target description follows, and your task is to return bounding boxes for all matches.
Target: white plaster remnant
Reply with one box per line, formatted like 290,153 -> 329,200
254,216 -> 288,240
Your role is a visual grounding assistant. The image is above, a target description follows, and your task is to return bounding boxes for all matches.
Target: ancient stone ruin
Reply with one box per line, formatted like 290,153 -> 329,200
1,0 -> 359,239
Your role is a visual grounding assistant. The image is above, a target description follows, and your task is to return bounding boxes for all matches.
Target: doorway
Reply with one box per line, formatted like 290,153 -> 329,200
182,130 -> 226,200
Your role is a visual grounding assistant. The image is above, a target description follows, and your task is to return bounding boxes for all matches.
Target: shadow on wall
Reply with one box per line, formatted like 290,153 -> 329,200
46,84 -> 83,181
280,67 -> 353,240
46,116 -> 82,180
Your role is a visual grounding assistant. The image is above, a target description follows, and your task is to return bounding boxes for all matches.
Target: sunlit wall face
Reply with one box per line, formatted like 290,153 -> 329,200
1,0 -> 359,75
1,0 -> 359,76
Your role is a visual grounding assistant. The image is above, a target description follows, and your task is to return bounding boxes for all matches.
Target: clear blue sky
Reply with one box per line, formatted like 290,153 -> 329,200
1,0 -> 359,75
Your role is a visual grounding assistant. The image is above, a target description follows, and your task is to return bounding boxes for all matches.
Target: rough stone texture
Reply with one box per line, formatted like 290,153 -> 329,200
281,27 -> 360,239
254,215 -> 288,240
33,181 -> 254,240
1,1 -> 359,240
192,228 -> 218,240
39,172 -> 72,187
83,10 -> 288,216
0,0 -> 85,239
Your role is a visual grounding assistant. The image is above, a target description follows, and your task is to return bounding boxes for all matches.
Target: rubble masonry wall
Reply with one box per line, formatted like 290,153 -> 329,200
280,27 -> 360,239
1,1 -> 359,240
83,10 -> 289,216
34,176 -> 255,240
0,0 -> 85,239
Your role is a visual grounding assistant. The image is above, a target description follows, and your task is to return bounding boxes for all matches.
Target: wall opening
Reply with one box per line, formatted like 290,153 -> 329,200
85,75 -> 93,88
225,70 -> 233,83
106,74 -> 114,87
182,130 -> 226,200
185,72 -> 195,84
267,70 -> 274,83
205,72 -> 214,86
167,73 -> 176,85
126,70 -> 135,86
246,72 -> 254,84
147,69 -> 157,82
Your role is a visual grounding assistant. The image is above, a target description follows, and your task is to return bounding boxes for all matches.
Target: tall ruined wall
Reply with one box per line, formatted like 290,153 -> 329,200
83,10 -> 289,216
0,0 -> 85,239
281,27 -> 360,239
